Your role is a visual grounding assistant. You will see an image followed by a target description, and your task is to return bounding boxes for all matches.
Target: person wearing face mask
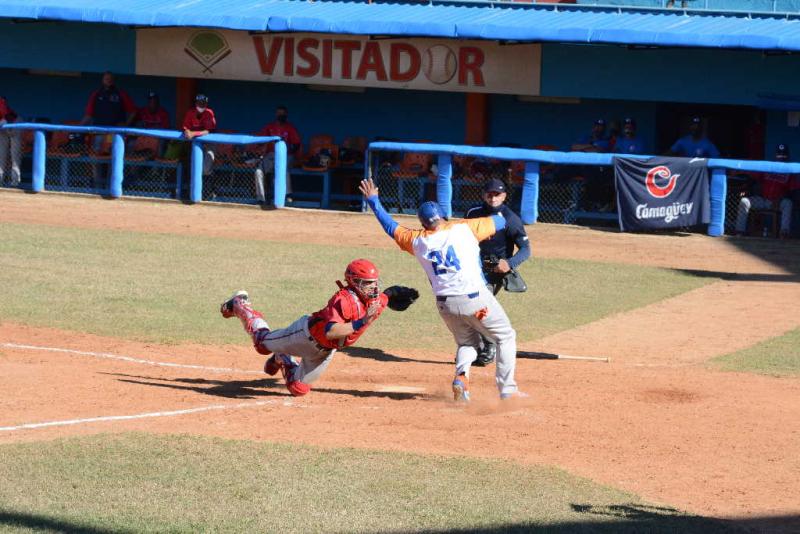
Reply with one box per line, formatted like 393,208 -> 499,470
464,178 -> 531,366
253,105 -> 301,205
180,94 -> 217,199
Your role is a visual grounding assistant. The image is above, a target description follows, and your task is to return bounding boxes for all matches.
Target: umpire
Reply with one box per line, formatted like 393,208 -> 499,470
465,178 -> 531,366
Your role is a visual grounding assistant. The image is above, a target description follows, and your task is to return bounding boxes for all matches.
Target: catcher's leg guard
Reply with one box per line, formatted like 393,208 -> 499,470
267,354 -> 311,396
221,290 -> 270,338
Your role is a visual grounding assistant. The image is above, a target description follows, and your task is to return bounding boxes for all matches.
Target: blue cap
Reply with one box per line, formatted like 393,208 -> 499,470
418,201 -> 444,229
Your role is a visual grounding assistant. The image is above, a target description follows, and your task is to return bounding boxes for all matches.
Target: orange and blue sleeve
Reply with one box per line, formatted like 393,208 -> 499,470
465,216 -> 505,241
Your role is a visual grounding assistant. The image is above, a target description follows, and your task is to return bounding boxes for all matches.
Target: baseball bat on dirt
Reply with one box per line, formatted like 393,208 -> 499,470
517,351 -> 610,363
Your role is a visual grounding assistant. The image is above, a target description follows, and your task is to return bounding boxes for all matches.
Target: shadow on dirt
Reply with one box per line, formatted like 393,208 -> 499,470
341,346 -> 449,365
106,373 -> 427,401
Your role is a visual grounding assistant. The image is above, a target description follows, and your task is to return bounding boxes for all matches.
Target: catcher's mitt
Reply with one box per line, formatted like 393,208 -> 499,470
383,285 -> 419,311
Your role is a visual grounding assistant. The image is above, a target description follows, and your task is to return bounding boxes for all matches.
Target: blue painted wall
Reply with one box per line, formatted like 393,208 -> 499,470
0,21 -> 135,74
197,78 -> 466,145
541,43 -> 800,107
0,69 -> 175,124
489,95 -> 658,152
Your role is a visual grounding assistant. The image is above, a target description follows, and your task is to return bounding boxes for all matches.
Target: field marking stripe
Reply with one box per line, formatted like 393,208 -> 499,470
1,342 -> 261,375
0,400 -> 289,432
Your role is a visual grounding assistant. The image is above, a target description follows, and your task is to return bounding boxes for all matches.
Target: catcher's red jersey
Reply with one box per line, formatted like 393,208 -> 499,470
308,288 -> 388,349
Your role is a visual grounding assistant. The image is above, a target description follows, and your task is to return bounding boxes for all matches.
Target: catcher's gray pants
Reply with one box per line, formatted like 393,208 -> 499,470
0,128 -> 22,186
436,286 -> 518,397
254,153 -> 294,202
254,315 -> 335,384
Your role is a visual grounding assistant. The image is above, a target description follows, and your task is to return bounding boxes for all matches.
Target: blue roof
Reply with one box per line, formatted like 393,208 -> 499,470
2,0 -> 800,51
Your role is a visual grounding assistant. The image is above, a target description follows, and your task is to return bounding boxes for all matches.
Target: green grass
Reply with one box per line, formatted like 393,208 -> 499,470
0,433 -> 733,533
0,222 -> 714,350
712,327 -> 800,377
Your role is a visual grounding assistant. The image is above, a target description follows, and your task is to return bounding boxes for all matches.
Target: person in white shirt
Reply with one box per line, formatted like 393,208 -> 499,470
359,178 -> 522,402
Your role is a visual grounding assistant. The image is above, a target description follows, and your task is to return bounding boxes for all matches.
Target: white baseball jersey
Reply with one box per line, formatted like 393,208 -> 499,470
392,218 -> 496,296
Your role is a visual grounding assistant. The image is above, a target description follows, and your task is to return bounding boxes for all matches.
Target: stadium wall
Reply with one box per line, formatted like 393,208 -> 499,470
0,21 -> 796,155
0,21 -> 134,74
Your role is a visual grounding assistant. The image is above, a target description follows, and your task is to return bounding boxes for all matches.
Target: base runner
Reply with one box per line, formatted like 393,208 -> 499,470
359,178 -> 523,402
220,259 -> 418,396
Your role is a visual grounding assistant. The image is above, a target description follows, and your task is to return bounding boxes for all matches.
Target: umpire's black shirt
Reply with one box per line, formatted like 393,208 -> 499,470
465,203 -> 531,270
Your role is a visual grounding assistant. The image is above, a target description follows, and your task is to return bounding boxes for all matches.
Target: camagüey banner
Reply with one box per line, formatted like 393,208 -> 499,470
614,156 -> 710,231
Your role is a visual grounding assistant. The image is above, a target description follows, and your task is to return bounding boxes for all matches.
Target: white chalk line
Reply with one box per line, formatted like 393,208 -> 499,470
0,399 -> 305,433
1,342 -> 262,375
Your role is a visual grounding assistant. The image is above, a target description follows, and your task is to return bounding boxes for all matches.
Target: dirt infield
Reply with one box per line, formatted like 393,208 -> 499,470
2,192 -> 799,525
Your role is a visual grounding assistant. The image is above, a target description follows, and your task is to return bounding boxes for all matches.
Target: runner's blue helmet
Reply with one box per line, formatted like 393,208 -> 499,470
418,201 -> 444,230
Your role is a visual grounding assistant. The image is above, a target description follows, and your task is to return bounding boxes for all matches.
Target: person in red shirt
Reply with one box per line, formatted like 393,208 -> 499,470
0,95 -> 21,186
253,105 -> 301,204
179,94 -> 218,198
220,259 -> 405,397
137,92 -> 170,130
735,143 -> 795,238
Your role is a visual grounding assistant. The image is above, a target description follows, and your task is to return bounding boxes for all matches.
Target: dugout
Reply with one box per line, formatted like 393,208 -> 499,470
0,1 -> 799,225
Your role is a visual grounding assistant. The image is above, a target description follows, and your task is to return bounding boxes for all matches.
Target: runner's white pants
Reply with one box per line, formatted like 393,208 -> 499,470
436,286 -> 518,397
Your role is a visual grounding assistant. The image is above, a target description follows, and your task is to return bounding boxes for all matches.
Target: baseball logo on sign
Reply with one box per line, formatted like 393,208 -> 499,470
422,45 -> 457,85
645,165 -> 680,198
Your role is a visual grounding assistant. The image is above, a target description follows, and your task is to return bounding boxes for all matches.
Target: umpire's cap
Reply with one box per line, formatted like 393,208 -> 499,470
418,201 -> 444,230
483,178 -> 507,194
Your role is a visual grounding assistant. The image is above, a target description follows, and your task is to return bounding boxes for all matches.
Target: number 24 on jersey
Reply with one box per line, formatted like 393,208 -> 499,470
426,245 -> 461,275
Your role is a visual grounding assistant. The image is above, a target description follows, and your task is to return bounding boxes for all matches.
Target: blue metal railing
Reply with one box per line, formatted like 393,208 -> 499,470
368,141 -> 800,237
0,123 -> 287,207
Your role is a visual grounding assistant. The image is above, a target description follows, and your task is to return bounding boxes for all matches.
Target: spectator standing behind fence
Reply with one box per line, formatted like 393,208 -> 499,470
465,178 -> 531,367
735,144 -> 795,238
137,92 -> 170,130
134,91 -> 170,158
80,72 -> 137,189
181,94 -> 217,198
80,71 -> 137,141
254,105 -> 301,206
615,118 -> 646,155
571,118 -> 615,211
571,118 -> 613,153
668,116 -> 720,158
0,95 -> 21,187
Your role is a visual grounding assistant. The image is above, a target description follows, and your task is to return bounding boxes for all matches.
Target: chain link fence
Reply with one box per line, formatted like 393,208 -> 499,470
368,149 -> 620,226
42,131 -> 117,193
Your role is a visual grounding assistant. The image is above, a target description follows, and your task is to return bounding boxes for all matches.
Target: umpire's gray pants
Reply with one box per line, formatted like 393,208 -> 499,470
436,287 -> 518,397
256,315 -> 335,384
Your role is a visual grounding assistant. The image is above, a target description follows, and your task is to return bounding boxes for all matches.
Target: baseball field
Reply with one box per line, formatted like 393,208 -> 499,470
1,191 -> 799,533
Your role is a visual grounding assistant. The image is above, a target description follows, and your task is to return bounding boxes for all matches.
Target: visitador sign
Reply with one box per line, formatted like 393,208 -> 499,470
136,29 -> 541,95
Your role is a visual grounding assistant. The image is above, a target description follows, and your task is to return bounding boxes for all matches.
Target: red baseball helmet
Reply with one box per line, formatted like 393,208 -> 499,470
345,259 -> 381,301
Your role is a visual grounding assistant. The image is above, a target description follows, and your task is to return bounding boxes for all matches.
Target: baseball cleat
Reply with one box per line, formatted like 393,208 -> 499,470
220,290 -> 249,318
452,375 -> 470,403
500,391 -> 530,400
